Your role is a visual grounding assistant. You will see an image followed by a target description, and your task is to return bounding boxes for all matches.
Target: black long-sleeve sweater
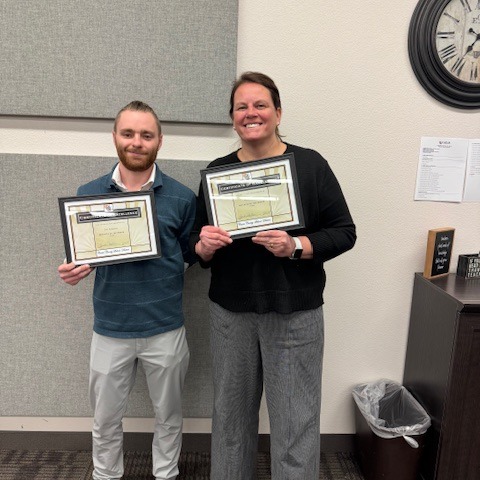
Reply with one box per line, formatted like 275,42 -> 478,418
190,143 -> 356,314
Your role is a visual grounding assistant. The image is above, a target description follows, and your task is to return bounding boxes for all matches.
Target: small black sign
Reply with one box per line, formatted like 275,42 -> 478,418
424,228 -> 455,279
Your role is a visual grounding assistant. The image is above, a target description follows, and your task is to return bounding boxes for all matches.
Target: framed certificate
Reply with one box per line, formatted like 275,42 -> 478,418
59,191 -> 161,266
201,152 -> 304,238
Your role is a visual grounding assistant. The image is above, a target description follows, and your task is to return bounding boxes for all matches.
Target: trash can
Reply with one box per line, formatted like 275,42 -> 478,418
352,379 -> 431,480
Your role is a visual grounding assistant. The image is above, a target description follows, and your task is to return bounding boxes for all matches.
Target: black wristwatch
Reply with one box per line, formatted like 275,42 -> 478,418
289,237 -> 303,260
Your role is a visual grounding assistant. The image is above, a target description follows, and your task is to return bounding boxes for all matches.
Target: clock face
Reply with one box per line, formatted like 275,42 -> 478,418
409,0 -> 480,108
435,0 -> 480,84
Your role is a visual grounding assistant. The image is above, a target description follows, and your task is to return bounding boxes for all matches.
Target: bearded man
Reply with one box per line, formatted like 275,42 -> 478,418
58,101 -> 196,480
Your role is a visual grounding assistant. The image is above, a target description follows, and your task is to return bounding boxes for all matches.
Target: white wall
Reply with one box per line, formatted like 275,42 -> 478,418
1,0 -> 479,435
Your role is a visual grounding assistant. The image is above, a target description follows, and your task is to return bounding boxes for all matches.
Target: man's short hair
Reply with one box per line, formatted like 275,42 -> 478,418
113,101 -> 162,135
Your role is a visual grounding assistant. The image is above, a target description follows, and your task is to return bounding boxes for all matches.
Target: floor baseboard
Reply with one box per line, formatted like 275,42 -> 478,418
0,431 -> 355,453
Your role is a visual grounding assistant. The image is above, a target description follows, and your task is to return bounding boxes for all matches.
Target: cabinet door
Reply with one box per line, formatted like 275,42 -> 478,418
436,313 -> 480,480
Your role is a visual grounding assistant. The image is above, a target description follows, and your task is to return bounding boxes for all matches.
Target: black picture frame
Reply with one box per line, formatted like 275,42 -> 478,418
200,152 -> 305,239
58,191 -> 161,266
408,0 -> 480,109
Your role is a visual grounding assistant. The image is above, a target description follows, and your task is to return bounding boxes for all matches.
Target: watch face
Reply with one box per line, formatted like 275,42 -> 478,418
435,0 -> 480,84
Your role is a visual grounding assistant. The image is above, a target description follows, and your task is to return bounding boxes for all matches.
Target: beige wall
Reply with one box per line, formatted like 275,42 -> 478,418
1,0 -> 479,435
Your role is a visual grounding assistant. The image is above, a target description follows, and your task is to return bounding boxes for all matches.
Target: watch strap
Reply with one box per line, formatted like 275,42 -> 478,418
290,236 -> 303,260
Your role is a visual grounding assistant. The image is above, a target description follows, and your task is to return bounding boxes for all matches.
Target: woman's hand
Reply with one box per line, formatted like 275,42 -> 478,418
252,230 -> 296,258
195,225 -> 233,261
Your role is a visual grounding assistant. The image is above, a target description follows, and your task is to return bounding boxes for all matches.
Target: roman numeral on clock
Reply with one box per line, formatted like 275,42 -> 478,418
443,13 -> 460,23
471,63 -> 479,81
437,31 -> 455,39
438,44 -> 458,63
459,0 -> 472,12
452,57 -> 466,75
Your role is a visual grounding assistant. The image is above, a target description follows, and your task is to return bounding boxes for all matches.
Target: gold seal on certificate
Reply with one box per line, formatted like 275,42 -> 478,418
58,191 -> 161,266
201,153 -> 304,238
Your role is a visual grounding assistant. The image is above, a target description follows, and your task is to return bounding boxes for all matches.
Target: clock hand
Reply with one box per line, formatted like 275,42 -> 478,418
465,28 -> 480,55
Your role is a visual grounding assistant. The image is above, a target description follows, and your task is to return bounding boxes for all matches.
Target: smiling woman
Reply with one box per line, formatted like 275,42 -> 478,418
190,71 -> 356,480
232,82 -> 282,157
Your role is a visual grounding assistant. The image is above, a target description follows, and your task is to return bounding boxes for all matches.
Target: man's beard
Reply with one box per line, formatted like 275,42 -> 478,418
116,147 -> 157,172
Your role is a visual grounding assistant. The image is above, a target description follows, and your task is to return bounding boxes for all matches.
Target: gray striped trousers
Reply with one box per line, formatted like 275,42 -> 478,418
209,301 -> 324,480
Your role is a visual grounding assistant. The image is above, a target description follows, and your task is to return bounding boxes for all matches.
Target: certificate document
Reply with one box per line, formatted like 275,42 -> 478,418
201,153 -> 304,238
59,191 -> 161,266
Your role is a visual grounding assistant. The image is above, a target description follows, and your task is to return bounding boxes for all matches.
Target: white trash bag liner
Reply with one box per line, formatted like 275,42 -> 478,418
352,379 -> 431,448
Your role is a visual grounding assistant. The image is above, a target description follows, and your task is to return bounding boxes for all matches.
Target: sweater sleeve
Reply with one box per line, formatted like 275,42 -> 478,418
305,160 -> 356,264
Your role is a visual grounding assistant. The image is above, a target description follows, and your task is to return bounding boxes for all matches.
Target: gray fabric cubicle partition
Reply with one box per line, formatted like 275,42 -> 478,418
0,154 -> 213,418
0,0 -> 238,124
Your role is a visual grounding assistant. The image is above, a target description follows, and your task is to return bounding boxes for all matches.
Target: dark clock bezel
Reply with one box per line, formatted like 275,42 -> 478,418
408,0 -> 480,109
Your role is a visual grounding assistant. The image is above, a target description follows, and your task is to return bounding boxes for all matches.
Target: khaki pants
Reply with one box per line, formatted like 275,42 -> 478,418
89,327 -> 189,480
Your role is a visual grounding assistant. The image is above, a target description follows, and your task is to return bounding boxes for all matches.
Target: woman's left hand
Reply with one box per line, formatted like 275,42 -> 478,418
252,230 -> 295,257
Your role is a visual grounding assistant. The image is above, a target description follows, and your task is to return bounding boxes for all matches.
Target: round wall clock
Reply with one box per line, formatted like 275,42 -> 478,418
409,0 -> 480,109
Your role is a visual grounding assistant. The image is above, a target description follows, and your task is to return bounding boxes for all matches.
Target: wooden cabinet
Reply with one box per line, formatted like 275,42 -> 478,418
403,273 -> 480,480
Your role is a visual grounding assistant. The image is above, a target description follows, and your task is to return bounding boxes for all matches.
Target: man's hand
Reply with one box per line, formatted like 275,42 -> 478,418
58,262 -> 93,286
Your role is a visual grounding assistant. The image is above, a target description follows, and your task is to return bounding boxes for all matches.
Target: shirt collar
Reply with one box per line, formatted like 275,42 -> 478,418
111,164 -> 156,192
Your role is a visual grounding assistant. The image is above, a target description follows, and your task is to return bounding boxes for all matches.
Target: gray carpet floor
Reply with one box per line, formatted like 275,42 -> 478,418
0,450 -> 365,479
